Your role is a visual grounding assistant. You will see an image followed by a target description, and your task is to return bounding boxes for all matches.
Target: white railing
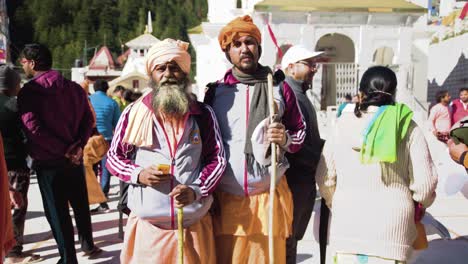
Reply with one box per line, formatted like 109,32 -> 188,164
335,63 -> 359,105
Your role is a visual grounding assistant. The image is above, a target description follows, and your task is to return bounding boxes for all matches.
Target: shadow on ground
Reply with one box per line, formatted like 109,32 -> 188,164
297,253 -> 313,263
410,238 -> 468,264
25,210 -> 45,220
22,231 -> 122,263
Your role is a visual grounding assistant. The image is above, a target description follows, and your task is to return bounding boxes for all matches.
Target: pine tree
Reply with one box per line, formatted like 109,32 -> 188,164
7,0 -> 209,73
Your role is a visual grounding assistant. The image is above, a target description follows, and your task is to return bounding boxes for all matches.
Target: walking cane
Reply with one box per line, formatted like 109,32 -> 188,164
267,73 -> 277,264
178,207 -> 184,264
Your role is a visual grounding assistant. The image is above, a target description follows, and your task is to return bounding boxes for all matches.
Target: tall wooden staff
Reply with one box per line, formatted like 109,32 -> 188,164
178,208 -> 184,264
267,73 -> 277,264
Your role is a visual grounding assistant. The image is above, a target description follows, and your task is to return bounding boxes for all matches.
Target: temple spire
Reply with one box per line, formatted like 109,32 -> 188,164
146,11 -> 153,34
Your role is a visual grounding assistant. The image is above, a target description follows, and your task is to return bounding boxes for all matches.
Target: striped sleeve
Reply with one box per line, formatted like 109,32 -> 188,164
106,104 -> 140,183
196,104 -> 226,197
282,82 -> 306,153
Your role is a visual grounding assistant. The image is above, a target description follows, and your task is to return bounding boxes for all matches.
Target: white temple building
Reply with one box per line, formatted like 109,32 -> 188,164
108,32 -> 160,93
72,11 -> 160,93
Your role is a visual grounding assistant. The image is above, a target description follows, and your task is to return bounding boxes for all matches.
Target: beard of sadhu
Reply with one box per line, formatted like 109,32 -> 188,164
151,77 -> 191,121
112,38 -> 225,264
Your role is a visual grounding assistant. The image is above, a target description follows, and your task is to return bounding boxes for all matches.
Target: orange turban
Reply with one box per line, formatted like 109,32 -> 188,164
218,15 -> 261,52
145,38 -> 191,75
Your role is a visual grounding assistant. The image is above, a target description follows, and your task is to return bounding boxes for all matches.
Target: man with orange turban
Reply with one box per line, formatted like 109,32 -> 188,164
107,38 -> 226,263
204,15 -> 307,263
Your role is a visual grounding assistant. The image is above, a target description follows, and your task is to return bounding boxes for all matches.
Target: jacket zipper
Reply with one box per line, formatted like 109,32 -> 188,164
158,114 -> 190,229
170,157 -> 176,229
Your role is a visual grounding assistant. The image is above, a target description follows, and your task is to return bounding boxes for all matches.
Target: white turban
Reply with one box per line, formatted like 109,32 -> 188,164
145,38 -> 191,75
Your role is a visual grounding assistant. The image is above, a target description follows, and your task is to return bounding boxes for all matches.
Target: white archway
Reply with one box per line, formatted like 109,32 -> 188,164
373,46 -> 395,65
315,33 -> 355,63
315,33 -> 357,108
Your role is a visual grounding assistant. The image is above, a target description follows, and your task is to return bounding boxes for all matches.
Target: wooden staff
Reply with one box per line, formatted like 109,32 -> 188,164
178,207 -> 184,264
267,73 -> 276,264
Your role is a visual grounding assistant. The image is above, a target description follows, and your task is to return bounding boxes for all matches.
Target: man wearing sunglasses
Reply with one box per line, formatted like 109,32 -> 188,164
281,45 -> 325,264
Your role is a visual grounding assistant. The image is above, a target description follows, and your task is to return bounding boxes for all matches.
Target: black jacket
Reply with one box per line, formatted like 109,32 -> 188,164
284,77 -> 324,184
0,94 -> 28,170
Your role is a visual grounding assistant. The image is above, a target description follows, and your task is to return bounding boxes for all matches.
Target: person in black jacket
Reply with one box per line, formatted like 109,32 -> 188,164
0,64 -> 41,263
281,46 -> 325,264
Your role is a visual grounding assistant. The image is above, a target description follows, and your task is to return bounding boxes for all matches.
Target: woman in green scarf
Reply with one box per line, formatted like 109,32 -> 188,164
315,66 -> 438,264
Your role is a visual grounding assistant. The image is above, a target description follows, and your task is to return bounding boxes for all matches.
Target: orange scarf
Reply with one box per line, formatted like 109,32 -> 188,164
0,134 -> 15,261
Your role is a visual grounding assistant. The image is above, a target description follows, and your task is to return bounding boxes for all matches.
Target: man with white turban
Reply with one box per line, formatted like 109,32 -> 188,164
107,38 -> 226,263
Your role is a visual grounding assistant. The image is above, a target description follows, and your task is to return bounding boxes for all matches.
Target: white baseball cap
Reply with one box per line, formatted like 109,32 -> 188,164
281,45 -> 323,70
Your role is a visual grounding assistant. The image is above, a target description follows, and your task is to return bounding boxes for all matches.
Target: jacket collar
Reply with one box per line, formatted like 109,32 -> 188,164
285,76 -> 307,94
222,69 -> 240,85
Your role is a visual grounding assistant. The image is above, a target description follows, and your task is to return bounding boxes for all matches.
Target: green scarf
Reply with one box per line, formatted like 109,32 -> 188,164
231,65 -> 273,155
360,103 -> 414,164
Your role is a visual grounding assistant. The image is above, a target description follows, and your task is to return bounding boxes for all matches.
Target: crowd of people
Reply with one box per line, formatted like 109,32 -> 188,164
0,14 -> 466,264
426,88 -> 468,169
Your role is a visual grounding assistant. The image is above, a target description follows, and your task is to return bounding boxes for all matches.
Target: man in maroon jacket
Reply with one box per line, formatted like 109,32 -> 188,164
451,88 -> 468,124
18,43 -> 101,263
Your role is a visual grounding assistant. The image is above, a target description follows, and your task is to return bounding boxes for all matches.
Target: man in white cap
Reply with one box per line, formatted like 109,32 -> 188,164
281,45 -> 325,264
106,38 -> 226,263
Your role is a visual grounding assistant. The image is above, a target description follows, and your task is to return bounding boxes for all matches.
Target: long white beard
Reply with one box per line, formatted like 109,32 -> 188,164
152,83 -> 190,119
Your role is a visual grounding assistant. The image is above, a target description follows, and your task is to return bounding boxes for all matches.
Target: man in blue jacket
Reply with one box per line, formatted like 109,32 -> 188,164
89,79 -> 121,212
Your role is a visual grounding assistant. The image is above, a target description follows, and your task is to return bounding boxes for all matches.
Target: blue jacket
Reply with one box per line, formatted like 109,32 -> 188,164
89,91 -> 121,140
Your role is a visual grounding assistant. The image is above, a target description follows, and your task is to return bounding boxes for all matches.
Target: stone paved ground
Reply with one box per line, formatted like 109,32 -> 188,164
19,175 -> 468,264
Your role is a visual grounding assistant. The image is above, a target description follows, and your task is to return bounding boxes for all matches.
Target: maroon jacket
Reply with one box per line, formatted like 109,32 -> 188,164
451,99 -> 468,124
18,70 -> 94,163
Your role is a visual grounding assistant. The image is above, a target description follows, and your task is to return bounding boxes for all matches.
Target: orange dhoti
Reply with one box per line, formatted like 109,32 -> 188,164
120,213 -> 216,264
213,176 -> 293,264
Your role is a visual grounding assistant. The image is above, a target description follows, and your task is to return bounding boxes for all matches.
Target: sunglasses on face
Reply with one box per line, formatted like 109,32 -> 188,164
20,58 -> 33,64
297,60 -> 318,69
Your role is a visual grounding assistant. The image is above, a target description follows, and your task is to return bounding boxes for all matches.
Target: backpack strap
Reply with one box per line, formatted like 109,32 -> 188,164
203,82 -> 219,107
193,104 -> 204,138
192,102 -> 211,165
